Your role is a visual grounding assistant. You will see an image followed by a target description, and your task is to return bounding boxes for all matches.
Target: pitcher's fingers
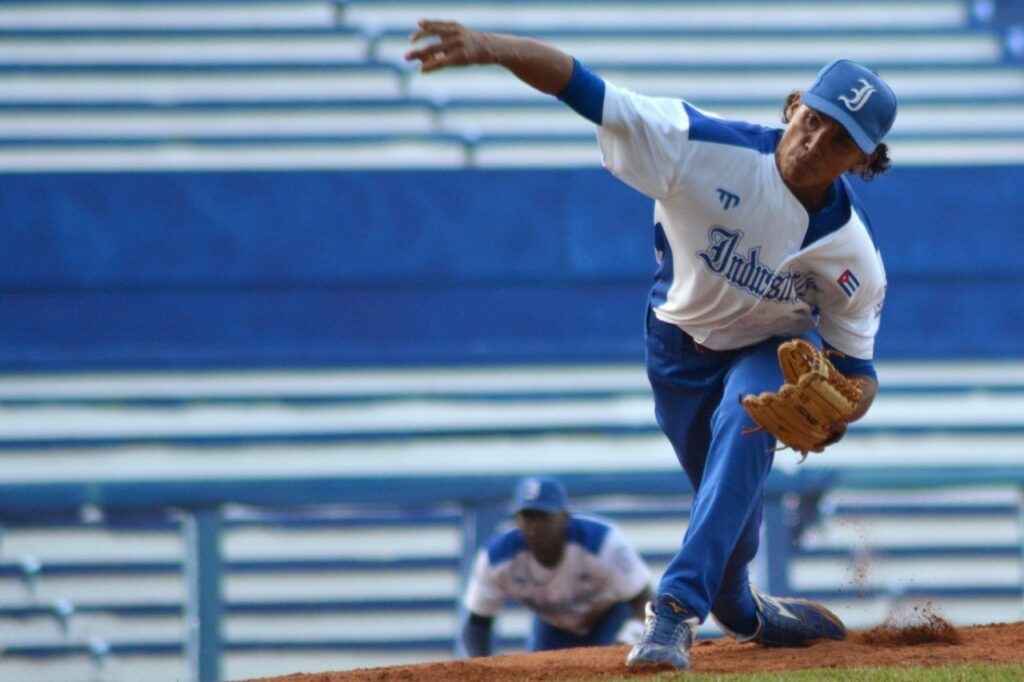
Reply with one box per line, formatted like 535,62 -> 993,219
404,42 -> 445,64
404,45 -> 432,61
418,49 -> 453,72
409,19 -> 460,42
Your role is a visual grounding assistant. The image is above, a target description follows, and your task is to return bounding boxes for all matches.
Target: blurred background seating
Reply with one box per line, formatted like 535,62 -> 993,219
2,362 -> 1024,680
0,0 -> 1020,169
1,1 -> 1023,681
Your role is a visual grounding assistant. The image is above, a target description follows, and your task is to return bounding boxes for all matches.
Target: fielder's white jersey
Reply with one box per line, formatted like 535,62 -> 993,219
598,82 -> 886,359
464,515 -> 650,635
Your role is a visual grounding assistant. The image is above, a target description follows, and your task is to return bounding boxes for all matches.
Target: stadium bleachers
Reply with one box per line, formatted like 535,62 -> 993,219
0,0 -> 1021,170
2,1 -> 1024,681
2,362 -> 1024,680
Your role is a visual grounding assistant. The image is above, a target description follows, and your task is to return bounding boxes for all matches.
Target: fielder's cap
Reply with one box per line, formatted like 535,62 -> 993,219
802,59 -> 897,154
512,476 -> 567,514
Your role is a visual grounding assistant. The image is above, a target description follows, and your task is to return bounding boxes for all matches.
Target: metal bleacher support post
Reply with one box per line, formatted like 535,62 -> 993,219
762,475 -> 833,597
182,506 -> 224,682
454,500 -> 507,656
761,493 -> 792,596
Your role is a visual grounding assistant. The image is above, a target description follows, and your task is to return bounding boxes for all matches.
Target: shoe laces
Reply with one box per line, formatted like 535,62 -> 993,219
642,602 -> 693,647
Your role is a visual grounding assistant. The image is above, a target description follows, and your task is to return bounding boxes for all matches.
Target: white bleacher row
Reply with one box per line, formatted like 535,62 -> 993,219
0,32 -> 370,64
1,126 -> 1023,171
0,1 -> 340,32
2,362 -> 1024,482
5,359 -> 1024,398
0,1 -> 970,33
385,30 -> 1008,67
0,29 -> 1003,66
3,93 -> 1024,138
4,63 -> 1020,104
0,114 -> 1021,168
345,1 -> 973,33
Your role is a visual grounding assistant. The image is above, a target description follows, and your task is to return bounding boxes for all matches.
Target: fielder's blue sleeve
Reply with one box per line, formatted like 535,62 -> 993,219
824,341 -> 878,382
461,612 -> 494,657
557,58 -> 605,125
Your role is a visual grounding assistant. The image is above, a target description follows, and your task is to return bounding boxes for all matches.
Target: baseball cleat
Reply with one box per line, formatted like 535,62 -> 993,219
745,586 -> 847,647
625,594 -> 699,669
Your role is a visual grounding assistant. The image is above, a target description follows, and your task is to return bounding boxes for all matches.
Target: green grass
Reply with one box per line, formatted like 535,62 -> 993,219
577,663 -> 1024,682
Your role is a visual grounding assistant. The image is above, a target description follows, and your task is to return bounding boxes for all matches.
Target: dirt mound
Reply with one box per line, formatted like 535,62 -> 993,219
857,603 -> 962,647
239,620 -> 1024,682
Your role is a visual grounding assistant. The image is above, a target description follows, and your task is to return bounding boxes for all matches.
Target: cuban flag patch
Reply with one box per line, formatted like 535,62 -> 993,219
837,269 -> 860,297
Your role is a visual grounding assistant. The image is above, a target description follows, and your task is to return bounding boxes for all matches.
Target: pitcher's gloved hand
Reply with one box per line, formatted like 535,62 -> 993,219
741,338 -> 863,460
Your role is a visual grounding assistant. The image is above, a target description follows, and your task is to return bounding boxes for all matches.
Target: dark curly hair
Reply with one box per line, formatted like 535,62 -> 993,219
781,91 -> 891,181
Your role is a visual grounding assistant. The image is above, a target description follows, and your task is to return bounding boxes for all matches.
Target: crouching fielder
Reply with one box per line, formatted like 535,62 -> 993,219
461,477 -> 652,655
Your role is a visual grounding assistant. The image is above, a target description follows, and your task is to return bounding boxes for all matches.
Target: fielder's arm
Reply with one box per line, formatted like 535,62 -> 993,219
612,585 -> 654,644
405,19 -> 574,96
461,611 -> 494,657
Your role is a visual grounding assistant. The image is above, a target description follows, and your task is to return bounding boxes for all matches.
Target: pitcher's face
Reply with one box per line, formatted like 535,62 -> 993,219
776,99 -> 872,193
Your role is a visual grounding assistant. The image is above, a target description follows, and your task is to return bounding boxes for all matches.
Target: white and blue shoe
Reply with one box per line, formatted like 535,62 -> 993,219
715,586 -> 846,647
625,594 -> 699,669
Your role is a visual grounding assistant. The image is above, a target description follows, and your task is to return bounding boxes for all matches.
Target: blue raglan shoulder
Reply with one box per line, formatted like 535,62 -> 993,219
683,102 -> 781,155
565,516 -> 612,555
485,527 -> 527,566
486,516 -> 615,565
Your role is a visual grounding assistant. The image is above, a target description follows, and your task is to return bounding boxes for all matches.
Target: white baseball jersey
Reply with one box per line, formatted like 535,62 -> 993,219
597,81 -> 886,359
464,515 -> 651,635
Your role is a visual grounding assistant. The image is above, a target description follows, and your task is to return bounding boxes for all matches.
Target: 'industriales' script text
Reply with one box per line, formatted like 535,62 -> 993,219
696,226 -> 815,303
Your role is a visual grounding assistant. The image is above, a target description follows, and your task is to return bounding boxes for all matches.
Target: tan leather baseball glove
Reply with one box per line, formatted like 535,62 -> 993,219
741,339 -> 863,458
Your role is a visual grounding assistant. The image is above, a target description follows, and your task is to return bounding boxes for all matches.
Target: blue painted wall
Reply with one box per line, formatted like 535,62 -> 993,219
0,166 -> 1021,369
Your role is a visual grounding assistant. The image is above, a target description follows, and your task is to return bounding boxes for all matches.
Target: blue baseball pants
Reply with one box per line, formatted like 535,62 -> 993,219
527,602 -> 632,651
645,307 -> 798,633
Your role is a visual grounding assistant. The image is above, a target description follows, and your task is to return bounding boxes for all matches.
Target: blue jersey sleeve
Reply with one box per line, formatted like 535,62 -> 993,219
557,58 -> 605,125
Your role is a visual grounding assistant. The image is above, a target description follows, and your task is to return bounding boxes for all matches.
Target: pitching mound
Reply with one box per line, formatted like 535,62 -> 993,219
241,619 -> 1024,682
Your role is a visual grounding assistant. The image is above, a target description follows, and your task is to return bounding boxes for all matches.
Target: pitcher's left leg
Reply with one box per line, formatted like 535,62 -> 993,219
710,339 -> 846,646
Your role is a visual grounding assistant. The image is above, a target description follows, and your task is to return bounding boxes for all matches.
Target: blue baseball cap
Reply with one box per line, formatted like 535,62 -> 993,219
801,59 -> 898,154
512,476 -> 567,514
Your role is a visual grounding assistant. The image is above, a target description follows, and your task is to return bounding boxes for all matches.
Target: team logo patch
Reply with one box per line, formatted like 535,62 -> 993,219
521,478 -> 542,501
716,187 -> 740,210
664,597 -> 688,616
837,269 -> 860,297
838,78 -> 877,112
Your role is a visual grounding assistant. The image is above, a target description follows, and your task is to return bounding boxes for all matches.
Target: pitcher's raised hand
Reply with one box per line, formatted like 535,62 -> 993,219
405,20 -> 494,72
